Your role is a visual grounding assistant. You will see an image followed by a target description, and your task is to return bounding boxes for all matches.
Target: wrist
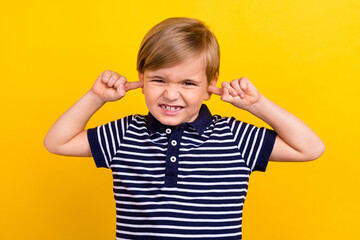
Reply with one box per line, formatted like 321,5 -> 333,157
246,94 -> 268,117
87,90 -> 106,107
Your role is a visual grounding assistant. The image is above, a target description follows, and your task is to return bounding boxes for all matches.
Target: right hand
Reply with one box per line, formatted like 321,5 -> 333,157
91,70 -> 143,102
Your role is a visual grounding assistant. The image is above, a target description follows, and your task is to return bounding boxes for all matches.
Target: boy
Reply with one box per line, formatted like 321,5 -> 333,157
44,17 -> 325,239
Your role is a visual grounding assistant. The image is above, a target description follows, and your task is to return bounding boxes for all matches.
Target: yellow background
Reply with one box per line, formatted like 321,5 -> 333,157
1,0 -> 359,239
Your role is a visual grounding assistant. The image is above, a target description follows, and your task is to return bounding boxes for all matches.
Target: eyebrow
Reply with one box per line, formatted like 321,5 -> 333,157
147,75 -> 165,79
147,75 -> 201,83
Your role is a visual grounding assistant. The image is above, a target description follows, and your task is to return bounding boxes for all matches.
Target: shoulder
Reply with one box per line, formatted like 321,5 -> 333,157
208,115 -> 256,137
90,114 -> 148,132
201,115 -> 236,135
129,114 -> 148,126
211,115 -> 242,128
112,114 -> 147,124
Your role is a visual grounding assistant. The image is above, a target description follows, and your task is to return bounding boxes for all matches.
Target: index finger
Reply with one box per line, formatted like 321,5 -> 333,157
208,85 -> 223,96
125,80 -> 144,91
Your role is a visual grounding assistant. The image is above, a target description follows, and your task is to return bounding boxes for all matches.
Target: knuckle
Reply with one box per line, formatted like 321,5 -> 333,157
104,70 -> 113,76
107,73 -> 120,86
111,72 -> 119,78
114,80 -> 121,87
102,70 -> 113,81
119,76 -> 127,83
110,75 -> 118,82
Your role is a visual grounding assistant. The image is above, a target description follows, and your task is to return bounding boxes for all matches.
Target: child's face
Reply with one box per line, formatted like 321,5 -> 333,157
139,54 -> 217,127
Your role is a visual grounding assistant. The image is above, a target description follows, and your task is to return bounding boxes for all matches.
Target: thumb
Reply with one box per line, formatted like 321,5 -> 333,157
125,80 -> 144,92
208,85 -> 223,96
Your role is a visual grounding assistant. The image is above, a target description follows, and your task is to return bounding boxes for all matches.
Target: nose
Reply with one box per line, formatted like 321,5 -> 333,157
163,84 -> 180,101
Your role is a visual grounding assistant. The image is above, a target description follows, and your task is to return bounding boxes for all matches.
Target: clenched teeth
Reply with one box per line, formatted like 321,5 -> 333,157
161,105 -> 182,111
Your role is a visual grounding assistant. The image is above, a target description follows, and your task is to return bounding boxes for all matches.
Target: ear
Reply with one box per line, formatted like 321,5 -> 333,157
138,72 -> 144,94
204,77 -> 218,101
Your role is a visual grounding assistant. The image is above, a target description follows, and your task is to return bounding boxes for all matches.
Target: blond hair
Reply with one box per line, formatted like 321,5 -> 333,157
137,17 -> 220,83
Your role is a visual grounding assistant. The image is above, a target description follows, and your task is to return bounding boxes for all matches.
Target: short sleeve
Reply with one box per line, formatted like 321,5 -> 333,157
228,117 -> 277,172
87,116 -> 132,168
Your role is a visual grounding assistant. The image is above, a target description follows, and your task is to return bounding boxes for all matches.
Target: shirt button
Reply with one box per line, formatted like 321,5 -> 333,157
165,128 -> 172,134
171,140 -> 177,146
170,156 -> 177,162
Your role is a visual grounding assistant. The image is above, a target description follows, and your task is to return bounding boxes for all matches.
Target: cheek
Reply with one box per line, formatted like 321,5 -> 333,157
182,89 -> 206,103
196,86 -> 209,98
144,85 -> 162,101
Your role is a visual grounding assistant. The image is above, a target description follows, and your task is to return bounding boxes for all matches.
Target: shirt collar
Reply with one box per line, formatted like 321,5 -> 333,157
148,104 -> 213,135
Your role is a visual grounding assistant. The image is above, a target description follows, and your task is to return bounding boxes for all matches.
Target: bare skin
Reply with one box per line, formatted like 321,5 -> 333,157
44,70 -> 143,156
44,68 -> 325,162
208,77 -> 325,162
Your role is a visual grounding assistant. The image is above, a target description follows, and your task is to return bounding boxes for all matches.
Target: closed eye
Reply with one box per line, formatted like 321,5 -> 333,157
151,79 -> 165,83
182,81 -> 196,86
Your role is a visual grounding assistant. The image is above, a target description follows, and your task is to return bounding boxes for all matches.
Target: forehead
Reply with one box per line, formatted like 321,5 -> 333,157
145,54 -> 207,80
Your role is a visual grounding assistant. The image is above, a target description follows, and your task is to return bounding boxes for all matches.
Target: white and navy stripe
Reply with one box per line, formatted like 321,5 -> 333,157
87,104 -> 276,240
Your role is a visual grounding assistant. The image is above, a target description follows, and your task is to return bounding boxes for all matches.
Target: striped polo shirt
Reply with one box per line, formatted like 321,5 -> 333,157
87,104 -> 277,240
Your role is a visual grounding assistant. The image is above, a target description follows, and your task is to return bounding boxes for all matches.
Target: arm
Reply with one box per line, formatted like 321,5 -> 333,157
43,70 -> 143,157
208,77 -> 325,162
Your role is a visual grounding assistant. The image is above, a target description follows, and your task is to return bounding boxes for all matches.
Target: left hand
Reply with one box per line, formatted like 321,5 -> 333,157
208,77 -> 262,111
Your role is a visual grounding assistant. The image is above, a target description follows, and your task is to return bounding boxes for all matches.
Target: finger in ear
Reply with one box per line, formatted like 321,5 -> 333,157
208,85 -> 223,96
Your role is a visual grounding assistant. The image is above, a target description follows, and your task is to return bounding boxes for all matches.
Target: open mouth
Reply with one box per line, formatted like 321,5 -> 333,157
160,104 -> 184,115
160,105 -> 183,111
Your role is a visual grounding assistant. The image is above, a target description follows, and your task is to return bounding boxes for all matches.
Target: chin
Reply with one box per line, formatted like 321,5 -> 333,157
158,117 -> 183,127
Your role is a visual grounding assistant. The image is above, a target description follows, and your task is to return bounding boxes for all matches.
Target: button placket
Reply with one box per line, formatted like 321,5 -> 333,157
164,127 -> 183,187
